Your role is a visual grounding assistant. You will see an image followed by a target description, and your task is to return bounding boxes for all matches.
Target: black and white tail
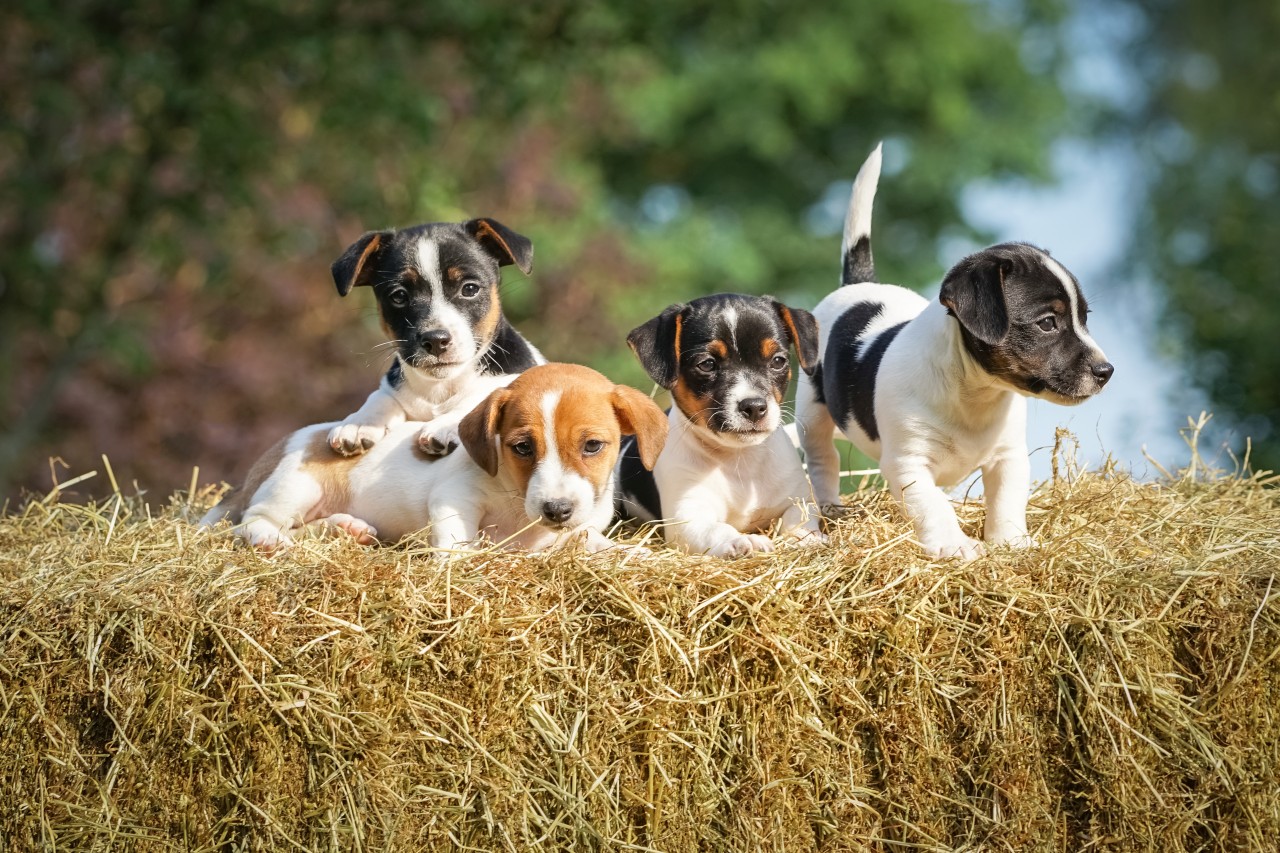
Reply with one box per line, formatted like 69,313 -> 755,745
841,142 -> 882,286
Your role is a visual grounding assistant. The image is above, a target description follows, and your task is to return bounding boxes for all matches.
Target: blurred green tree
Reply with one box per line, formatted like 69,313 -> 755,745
1120,0 -> 1280,470
0,0 -> 1071,499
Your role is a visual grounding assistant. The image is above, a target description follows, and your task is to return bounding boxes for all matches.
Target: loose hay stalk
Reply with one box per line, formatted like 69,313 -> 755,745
1,451 -> 1278,851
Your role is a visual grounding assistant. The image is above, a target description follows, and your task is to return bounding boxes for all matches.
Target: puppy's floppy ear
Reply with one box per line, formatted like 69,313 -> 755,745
772,301 -> 820,375
612,385 -> 668,471
939,252 -> 1010,345
458,387 -> 511,477
332,230 -> 392,297
465,218 -> 534,275
627,304 -> 686,389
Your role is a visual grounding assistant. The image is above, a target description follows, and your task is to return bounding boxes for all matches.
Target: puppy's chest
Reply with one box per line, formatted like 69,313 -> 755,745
685,456 -> 797,530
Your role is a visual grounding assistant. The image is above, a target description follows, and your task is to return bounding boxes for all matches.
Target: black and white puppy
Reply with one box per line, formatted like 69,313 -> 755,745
795,144 -> 1115,559
618,294 -> 826,557
327,218 -> 544,457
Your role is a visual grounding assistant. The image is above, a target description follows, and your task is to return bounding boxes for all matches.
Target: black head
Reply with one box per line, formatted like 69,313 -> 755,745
626,293 -> 819,447
330,218 -> 534,378
939,242 -> 1113,404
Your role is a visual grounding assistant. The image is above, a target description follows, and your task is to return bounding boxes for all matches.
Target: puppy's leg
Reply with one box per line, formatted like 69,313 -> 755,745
416,374 -> 516,457
426,504 -> 483,552
795,378 -> 843,508
981,452 -> 1035,548
329,388 -> 407,456
779,499 -> 828,547
307,513 -> 379,546
239,470 -> 325,552
669,516 -> 774,558
882,457 -> 984,560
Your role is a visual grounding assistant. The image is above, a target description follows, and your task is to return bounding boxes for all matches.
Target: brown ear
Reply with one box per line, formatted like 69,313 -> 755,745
458,388 -> 510,477
611,385 -> 668,471
464,217 -> 534,275
332,230 -> 391,296
773,301 -> 821,375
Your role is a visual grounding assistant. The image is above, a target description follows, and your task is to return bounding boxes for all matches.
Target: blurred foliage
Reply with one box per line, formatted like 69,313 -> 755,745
0,0 -> 1071,499
1120,0 -> 1280,470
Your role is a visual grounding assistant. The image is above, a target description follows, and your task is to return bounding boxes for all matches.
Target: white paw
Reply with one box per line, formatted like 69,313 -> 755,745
788,528 -> 829,548
709,534 -> 774,559
327,422 -> 386,456
415,422 -> 460,457
921,535 -> 986,561
324,513 -> 379,545
244,520 -> 293,553
990,533 -> 1038,550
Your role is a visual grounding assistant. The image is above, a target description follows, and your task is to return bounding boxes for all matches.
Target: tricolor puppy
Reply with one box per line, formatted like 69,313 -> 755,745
618,294 -> 826,557
201,364 -> 667,553
327,217 -> 544,458
795,144 -> 1115,559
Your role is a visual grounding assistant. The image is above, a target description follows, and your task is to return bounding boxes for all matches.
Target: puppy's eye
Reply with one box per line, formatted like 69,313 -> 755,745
1036,317 -> 1057,332
583,439 -> 605,456
695,357 -> 717,375
511,440 -> 534,458
388,289 -> 409,308
770,354 -> 788,370
459,282 -> 482,298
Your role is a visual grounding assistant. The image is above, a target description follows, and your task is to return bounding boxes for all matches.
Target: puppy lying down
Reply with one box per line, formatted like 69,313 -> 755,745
202,364 -> 667,554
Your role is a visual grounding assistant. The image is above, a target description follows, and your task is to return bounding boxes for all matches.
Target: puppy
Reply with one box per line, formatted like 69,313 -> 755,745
327,218 -> 544,458
618,294 -> 826,557
795,144 -> 1115,559
201,364 -> 667,553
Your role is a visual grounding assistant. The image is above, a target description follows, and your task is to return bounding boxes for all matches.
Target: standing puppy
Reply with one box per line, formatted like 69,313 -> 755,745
618,294 -> 826,557
328,218 -> 544,457
201,364 -> 666,553
795,144 -> 1115,559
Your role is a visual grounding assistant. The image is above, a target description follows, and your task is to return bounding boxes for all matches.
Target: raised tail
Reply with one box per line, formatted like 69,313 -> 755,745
841,142 -> 882,285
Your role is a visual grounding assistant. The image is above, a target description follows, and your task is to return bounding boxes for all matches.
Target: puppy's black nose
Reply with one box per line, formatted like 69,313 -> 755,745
737,397 -> 769,423
1092,362 -> 1114,384
420,329 -> 453,355
541,499 -> 574,525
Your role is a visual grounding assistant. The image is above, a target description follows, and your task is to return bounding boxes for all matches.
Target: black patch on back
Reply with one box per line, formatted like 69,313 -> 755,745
810,362 -> 826,405
842,235 -> 875,286
479,317 -> 540,375
616,435 -> 661,520
823,302 -> 906,442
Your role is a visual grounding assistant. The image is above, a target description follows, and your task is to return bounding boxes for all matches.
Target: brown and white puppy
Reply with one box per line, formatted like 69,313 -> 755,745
617,294 -> 827,557
201,364 -> 666,553
795,144 -> 1114,559
328,218 -> 544,458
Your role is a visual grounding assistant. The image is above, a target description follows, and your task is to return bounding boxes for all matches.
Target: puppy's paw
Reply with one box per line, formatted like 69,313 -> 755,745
415,422 -> 460,457
991,533 -> 1039,550
323,513 -> 379,545
788,528 -> 829,549
244,520 -> 293,553
921,536 -> 986,561
327,423 -> 386,456
710,534 -> 774,559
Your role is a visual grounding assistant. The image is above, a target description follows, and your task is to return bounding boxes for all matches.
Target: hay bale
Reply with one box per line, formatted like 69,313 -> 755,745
1,462 -> 1277,851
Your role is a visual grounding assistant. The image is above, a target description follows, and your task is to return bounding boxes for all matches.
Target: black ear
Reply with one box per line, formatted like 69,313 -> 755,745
939,252 -> 1010,345
332,230 -> 392,297
465,218 -> 534,275
773,301 -> 820,375
626,304 -> 686,389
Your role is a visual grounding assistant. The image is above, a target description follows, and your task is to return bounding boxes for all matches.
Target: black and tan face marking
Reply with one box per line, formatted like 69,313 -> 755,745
628,294 -> 819,445
330,218 -> 534,379
939,242 -> 1113,404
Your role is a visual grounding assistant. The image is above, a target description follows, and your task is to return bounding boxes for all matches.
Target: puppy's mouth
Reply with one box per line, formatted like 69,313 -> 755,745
1022,377 -> 1100,406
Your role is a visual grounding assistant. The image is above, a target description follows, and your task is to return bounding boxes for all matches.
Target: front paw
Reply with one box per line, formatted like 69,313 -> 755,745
991,533 -> 1038,550
416,423 -> 460,457
920,535 -> 986,561
787,528 -> 829,549
328,423 -> 386,456
709,533 -> 774,559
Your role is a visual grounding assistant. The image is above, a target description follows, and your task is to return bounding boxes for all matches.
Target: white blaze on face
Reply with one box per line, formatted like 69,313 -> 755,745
523,390 -> 597,527
415,236 -> 477,365
1042,253 -> 1108,364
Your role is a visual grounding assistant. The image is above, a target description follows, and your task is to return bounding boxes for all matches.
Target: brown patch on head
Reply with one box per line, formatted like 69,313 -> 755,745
707,339 -> 729,359
446,266 -> 464,283
474,281 -> 502,349
671,380 -> 714,428
760,338 -> 782,359
300,431 -> 357,518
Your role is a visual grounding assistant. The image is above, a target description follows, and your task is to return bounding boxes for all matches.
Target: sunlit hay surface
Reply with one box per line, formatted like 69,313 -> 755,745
1,452 -> 1278,852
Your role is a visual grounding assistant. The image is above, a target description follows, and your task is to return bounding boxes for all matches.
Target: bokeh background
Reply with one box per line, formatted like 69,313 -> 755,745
2,0 -> 1277,503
